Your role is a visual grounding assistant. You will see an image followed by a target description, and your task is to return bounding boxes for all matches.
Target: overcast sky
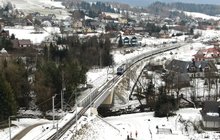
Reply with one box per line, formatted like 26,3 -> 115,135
86,0 -> 220,7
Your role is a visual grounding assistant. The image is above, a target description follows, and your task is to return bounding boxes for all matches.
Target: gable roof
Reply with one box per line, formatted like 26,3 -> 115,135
201,101 -> 220,122
194,47 -> 220,59
165,59 -> 189,73
164,72 -> 191,88
165,59 -> 218,73
18,39 -> 32,45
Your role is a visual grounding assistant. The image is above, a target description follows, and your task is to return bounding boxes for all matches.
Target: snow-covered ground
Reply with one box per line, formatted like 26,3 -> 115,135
66,108 -> 220,140
1,29 -> 220,140
0,0 -> 70,19
4,26 -> 60,44
184,11 -> 220,20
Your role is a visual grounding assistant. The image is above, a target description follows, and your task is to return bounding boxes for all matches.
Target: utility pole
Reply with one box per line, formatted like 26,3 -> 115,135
56,119 -> 59,140
9,117 -> 11,140
61,71 -> 64,112
52,95 -> 57,129
9,116 -> 15,140
75,91 -> 78,135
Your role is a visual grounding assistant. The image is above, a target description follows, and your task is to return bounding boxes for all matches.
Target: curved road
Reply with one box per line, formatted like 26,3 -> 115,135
12,123 -> 46,140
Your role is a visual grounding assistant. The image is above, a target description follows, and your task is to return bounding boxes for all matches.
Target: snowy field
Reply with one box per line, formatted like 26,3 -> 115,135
65,108 -> 220,140
184,11 -> 220,20
4,26 -> 61,44
0,0 -> 70,19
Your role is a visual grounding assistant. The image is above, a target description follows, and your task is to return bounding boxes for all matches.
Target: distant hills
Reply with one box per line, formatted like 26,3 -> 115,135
84,0 -> 220,7
148,2 -> 220,16
84,0 -> 220,16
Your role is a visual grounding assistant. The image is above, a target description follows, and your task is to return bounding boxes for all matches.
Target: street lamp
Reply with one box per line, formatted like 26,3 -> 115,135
8,115 -> 16,140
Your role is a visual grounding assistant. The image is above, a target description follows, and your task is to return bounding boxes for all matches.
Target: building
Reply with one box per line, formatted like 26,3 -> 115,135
122,36 -> 139,46
200,101 -> 220,130
73,20 -> 83,29
130,36 -> 138,46
123,37 -> 129,45
165,59 -> 218,79
193,47 -> 220,64
19,39 -> 32,47
0,30 -> 9,38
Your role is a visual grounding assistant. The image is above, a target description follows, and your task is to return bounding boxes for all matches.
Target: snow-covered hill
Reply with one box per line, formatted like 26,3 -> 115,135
0,0 -> 70,19
184,11 -> 220,20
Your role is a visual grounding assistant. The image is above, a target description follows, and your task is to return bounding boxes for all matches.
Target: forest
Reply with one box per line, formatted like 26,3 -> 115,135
0,34 -> 113,122
148,2 -> 220,16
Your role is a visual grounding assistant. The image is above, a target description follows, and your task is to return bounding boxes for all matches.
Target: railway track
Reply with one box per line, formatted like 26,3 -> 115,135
47,42 -> 185,140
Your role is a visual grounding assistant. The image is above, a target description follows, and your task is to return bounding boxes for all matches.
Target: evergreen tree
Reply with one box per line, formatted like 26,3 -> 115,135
4,60 -> 30,108
10,34 -> 15,40
190,28 -> 194,35
118,34 -> 123,48
154,86 -> 176,117
161,24 -> 168,31
102,37 -> 113,66
0,74 -> 17,121
34,60 -> 61,114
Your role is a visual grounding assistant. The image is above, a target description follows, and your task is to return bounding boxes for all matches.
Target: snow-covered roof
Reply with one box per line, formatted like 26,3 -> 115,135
0,48 -> 7,54
102,12 -> 122,19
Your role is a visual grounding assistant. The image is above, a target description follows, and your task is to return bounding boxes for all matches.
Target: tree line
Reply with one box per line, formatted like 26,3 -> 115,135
0,34 -> 114,121
148,2 -> 220,16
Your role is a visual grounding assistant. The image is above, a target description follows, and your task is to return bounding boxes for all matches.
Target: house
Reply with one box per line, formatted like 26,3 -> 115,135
102,12 -> 122,20
159,30 -> 170,38
123,28 -> 135,35
133,27 -> 145,33
19,39 -> 32,47
73,20 -> 83,29
165,59 -> 218,78
118,17 -> 127,24
122,35 -> 140,47
130,36 -> 138,46
0,30 -> 9,38
200,101 -> 220,129
193,47 -> 220,64
123,37 -> 129,45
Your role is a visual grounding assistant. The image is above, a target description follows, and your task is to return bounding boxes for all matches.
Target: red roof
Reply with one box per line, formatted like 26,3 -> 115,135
194,47 -> 220,59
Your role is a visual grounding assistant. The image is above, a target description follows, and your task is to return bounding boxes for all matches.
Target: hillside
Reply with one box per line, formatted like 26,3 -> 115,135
148,2 -> 220,16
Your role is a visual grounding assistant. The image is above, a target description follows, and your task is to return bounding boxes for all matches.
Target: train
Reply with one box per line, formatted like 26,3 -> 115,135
116,64 -> 127,75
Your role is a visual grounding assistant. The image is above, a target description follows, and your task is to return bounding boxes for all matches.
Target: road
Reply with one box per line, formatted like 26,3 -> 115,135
12,123 -> 46,140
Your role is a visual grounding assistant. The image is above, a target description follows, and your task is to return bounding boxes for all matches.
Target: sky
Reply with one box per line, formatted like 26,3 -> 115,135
86,0 -> 220,7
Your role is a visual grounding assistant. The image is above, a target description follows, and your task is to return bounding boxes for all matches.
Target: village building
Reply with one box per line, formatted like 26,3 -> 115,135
165,59 -> 218,79
72,20 -> 83,29
122,36 -> 139,46
200,101 -> 220,130
12,39 -> 33,48
193,47 -> 220,64
0,30 -> 10,38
